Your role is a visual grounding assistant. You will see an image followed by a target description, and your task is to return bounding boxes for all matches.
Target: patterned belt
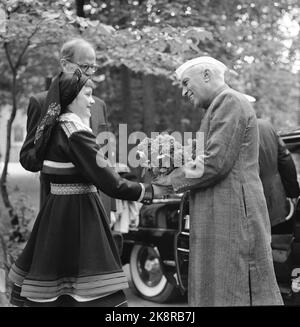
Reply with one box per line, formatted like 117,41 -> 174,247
50,183 -> 97,195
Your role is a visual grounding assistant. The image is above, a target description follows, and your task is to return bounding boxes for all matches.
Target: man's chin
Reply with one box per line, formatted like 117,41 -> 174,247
192,99 -> 199,108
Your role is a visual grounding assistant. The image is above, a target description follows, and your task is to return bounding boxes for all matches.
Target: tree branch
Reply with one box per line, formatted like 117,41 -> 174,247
15,20 -> 43,69
76,0 -> 85,18
3,42 -> 15,74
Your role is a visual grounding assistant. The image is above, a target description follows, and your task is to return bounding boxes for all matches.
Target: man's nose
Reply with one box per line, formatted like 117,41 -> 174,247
90,97 -> 95,104
182,87 -> 187,97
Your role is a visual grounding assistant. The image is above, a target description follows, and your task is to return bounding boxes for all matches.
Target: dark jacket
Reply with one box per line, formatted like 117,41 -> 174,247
19,91 -> 115,215
258,119 -> 300,226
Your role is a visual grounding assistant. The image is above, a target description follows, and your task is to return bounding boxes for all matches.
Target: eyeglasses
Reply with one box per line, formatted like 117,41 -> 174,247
66,60 -> 99,75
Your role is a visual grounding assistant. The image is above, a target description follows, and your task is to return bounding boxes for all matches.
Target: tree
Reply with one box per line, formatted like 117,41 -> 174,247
1,0 -> 298,220
0,0 -> 77,226
65,0 -> 299,174
0,0 -> 212,222
84,0 -> 299,127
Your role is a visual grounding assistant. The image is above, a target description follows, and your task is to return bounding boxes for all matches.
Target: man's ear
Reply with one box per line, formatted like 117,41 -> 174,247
203,69 -> 211,82
60,59 -> 74,74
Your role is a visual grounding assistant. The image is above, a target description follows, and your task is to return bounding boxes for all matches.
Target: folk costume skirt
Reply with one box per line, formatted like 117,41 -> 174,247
8,183 -> 129,306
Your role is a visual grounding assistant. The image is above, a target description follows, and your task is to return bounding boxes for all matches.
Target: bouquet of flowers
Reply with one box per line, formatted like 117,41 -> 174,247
137,134 -> 200,178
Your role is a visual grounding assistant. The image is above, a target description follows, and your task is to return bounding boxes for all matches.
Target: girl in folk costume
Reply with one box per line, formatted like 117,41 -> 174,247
8,70 -> 157,307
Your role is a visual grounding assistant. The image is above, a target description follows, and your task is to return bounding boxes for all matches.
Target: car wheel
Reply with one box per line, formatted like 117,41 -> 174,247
129,244 -> 178,303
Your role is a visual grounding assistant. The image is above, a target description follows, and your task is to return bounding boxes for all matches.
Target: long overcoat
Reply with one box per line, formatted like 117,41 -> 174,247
171,85 -> 283,306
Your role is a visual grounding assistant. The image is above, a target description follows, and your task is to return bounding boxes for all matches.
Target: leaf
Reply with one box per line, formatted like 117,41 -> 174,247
97,23 -> 115,35
87,20 -> 99,27
188,42 -> 201,53
153,39 -> 168,52
160,25 -> 176,35
184,28 -> 213,44
6,0 -> 19,8
28,43 -> 37,50
41,12 -> 61,21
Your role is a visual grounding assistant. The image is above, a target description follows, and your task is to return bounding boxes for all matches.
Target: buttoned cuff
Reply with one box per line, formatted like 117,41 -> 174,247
137,183 -> 145,202
138,183 -> 153,205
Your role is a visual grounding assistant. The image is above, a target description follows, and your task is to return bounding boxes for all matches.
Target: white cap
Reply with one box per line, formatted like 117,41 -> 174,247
175,56 -> 228,80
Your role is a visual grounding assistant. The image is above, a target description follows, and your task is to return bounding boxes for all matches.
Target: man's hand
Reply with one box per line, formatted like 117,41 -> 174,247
183,155 -> 205,179
152,168 -> 180,186
152,184 -> 174,199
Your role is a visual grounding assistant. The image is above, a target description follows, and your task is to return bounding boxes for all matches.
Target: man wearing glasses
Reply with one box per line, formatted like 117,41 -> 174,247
60,40 -> 100,77
19,38 -> 115,219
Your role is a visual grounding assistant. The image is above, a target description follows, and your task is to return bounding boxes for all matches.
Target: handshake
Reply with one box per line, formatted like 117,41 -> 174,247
151,169 -> 177,199
150,154 -> 205,200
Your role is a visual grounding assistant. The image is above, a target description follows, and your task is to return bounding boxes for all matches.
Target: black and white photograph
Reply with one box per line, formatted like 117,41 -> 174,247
0,0 -> 299,313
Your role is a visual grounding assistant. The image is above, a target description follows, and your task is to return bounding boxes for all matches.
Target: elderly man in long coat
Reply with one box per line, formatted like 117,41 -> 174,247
157,57 -> 283,306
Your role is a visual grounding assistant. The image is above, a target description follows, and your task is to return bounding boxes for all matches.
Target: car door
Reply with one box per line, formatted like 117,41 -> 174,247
174,191 -> 190,292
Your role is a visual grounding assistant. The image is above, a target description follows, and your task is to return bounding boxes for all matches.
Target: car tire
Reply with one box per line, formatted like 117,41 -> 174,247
129,244 -> 179,303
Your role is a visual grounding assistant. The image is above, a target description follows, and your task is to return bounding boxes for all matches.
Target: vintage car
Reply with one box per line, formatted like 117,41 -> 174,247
121,128 -> 300,304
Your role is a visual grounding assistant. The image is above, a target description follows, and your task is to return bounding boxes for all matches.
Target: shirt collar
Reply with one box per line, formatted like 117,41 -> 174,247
59,112 -> 93,133
203,84 -> 229,109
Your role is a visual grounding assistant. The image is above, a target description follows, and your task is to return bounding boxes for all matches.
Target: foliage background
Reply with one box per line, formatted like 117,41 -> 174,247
1,0 -> 299,134
0,0 -> 299,305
